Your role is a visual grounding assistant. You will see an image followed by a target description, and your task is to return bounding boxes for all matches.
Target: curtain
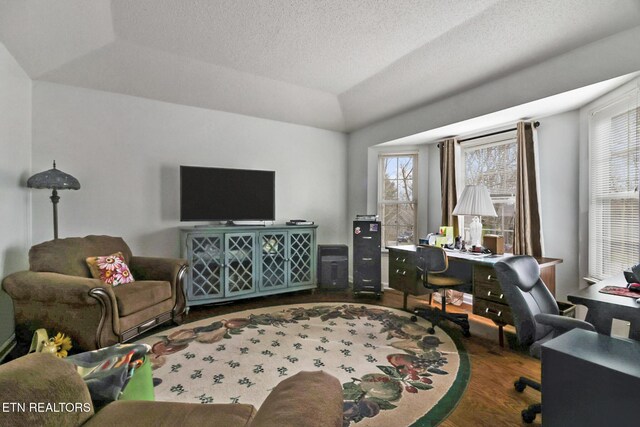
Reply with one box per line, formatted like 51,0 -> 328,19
439,138 -> 459,236
514,122 -> 544,257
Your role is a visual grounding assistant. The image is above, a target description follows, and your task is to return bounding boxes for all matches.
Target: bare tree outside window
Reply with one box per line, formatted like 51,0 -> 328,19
462,140 -> 517,252
379,155 -> 417,247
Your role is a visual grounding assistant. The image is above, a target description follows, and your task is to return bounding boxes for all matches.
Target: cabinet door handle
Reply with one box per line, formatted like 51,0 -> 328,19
362,236 -> 372,240
362,257 -> 372,261
395,257 -> 400,261
485,307 -> 502,317
402,258 -> 406,263
401,270 -> 406,276
395,269 -> 400,274
487,291 -> 504,299
362,279 -> 372,283
487,274 -> 498,282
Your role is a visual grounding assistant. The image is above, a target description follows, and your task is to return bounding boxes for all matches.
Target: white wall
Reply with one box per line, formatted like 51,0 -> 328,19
31,82 -> 348,257
0,42 -> 31,356
348,25 -> 640,230
349,26 -> 640,295
535,111 -> 581,299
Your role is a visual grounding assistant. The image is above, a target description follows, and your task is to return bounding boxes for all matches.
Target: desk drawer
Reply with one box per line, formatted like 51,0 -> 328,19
389,252 -> 415,269
473,298 -> 513,325
473,265 -> 500,287
474,282 -> 507,304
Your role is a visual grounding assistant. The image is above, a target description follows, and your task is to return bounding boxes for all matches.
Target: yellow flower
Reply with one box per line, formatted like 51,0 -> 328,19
52,332 -> 72,357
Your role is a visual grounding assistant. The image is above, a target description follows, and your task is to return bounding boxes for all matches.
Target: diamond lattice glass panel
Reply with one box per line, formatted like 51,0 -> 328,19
190,236 -> 223,297
226,234 -> 255,294
289,232 -> 312,284
261,233 -> 287,289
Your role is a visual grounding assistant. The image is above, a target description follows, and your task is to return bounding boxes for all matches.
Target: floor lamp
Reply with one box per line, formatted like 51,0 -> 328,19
451,184 -> 497,247
27,161 -> 81,239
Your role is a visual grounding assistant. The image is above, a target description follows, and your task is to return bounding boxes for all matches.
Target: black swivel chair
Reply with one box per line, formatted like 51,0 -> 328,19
413,246 -> 471,337
494,256 -> 595,424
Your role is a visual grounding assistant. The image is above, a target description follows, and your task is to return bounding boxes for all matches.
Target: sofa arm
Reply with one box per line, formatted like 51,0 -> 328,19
534,313 -> 596,335
0,353 -> 94,426
250,371 -> 343,427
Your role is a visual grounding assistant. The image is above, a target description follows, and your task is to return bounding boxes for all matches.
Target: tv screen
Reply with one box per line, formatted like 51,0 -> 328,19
180,166 -> 275,221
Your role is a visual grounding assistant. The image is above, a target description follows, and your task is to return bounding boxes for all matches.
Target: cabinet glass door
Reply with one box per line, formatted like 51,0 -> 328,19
187,233 -> 224,300
259,231 -> 288,292
288,229 -> 314,287
224,232 -> 257,297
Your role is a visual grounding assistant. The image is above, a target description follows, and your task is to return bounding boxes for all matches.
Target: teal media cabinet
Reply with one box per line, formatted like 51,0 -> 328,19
180,225 -> 317,306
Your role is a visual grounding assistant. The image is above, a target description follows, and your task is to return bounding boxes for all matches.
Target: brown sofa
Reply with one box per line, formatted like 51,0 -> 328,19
0,353 -> 343,427
2,235 -> 188,351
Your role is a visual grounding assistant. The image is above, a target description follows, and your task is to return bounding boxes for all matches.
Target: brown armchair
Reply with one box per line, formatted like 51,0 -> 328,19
2,235 -> 187,351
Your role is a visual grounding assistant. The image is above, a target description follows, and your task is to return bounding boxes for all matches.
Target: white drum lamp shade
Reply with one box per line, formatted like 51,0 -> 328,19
452,184 -> 497,246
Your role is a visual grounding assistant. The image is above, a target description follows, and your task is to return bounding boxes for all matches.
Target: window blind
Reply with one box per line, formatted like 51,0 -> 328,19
589,88 -> 640,280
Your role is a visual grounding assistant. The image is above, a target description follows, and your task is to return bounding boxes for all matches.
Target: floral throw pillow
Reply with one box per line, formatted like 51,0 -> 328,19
86,252 -> 135,286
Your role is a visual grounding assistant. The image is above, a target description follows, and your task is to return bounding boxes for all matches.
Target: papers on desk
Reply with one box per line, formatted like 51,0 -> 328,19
443,248 -> 491,257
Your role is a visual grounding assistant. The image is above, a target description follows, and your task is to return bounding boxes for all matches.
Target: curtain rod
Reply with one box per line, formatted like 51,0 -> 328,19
456,121 -> 540,143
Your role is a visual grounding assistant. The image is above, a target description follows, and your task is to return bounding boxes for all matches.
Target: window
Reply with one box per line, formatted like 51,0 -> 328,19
378,154 -> 417,247
461,134 -> 517,252
589,89 -> 639,280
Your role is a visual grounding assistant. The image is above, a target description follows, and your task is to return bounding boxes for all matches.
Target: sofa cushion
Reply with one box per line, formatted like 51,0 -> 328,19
86,252 -> 135,286
85,401 -> 256,427
30,235 -> 133,278
112,281 -> 172,316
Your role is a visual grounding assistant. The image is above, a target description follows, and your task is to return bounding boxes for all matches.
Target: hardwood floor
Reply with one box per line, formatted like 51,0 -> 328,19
158,288 -> 543,426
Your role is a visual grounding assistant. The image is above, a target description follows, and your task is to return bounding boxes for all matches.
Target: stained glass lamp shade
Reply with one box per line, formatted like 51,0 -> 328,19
27,161 -> 80,239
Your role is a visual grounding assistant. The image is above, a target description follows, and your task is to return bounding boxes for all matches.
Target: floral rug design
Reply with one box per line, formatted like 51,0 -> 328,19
136,303 -> 469,426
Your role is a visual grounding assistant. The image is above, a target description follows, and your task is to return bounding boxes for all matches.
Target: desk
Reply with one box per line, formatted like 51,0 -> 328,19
541,329 -> 640,426
567,274 -> 640,341
387,245 -> 562,345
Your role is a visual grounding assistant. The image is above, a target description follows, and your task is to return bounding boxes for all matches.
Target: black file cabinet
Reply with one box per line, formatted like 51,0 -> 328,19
352,220 -> 381,296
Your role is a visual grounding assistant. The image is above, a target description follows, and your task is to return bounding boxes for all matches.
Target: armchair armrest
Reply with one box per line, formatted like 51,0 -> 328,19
534,313 -> 596,335
2,271 -> 115,304
129,256 -> 187,283
129,256 -> 188,319
2,271 -> 121,350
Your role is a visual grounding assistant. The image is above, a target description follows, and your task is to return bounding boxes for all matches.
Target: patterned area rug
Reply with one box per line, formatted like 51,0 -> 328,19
136,303 -> 470,426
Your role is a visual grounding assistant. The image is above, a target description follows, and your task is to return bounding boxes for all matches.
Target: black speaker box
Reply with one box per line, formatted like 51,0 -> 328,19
317,245 -> 348,289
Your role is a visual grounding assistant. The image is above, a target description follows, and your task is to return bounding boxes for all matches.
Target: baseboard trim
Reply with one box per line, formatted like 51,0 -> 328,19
0,334 -> 16,362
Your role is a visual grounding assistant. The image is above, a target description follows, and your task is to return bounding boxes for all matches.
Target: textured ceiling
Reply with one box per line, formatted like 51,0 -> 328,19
1,0 -> 639,132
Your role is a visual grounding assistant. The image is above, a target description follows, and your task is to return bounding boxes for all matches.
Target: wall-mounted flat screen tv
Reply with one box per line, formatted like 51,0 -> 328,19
180,166 -> 275,221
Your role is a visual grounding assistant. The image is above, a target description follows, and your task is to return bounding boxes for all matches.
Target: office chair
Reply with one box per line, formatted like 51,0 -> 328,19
413,245 -> 471,337
494,256 -> 595,424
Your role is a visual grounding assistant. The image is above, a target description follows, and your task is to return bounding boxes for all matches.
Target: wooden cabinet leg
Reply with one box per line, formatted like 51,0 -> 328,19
498,324 -> 504,347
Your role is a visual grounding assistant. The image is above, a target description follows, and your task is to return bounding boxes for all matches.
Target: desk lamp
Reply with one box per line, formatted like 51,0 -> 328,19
27,161 -> 80,239
452,184 -> 497,247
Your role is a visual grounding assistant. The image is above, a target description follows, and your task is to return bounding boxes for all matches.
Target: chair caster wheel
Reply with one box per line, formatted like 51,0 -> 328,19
521,409 -> 536,423
410,315 -> 417,322
427,327 -> 436,334
514,380 -> 526,393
